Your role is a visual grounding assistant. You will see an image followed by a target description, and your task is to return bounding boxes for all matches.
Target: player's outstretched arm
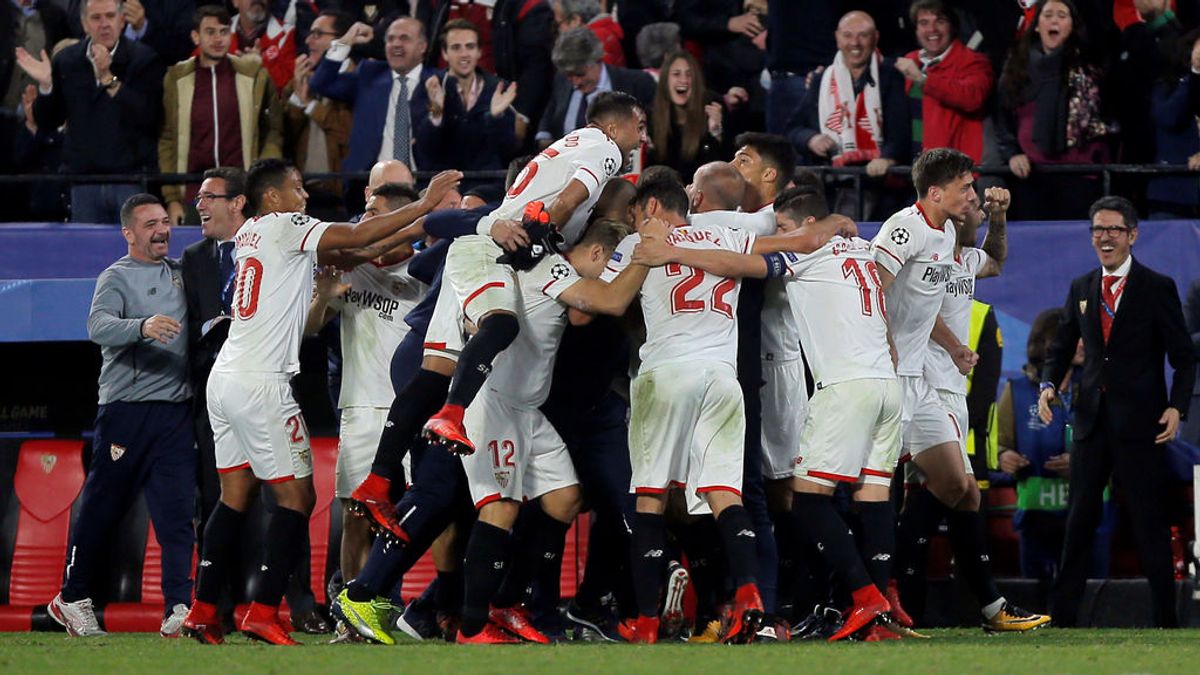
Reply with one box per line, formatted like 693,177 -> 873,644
632,236 -> 768,279
317,170 -> 462,252
304,267 -> 349,335
751,214 -> 858,256
319,215 -> 427,270
560,263 -> 651,316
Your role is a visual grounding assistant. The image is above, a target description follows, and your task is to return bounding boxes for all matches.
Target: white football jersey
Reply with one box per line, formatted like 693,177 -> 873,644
688,205 -> 801,362
871,203 -> 956,377
780,236 -> 894,388
481,253 -> 582,408
214,212 -> 330,375
603,224 -> 754,373
924,247 -> 989,395
478,126 -> 623,245
335,257 -> 427,408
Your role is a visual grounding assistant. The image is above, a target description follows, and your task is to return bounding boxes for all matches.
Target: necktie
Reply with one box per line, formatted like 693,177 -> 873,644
573,91 -> 588,131
1100,275 -> 1118,344
219,241 -> 236,315
393,74 -> 412,167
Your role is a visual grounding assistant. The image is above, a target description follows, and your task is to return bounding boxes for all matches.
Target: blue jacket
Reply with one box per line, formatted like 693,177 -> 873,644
1148,73 -> 1200,207
414,71 -> 517,178
309,58 -> 440,172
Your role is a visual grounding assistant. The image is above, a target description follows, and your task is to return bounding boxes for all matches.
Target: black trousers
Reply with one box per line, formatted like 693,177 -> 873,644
1051,417 -> 1176,627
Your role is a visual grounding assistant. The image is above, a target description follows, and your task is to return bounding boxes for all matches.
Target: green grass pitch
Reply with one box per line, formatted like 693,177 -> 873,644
2,629 -> 1199,674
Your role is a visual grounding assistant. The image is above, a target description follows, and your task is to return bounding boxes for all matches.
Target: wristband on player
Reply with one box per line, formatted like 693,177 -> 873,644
1039,381 -> 1057,394
762,252 -> 788,278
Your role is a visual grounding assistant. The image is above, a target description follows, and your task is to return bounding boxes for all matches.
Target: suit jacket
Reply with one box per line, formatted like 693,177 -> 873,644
536,64 -> 655,141
1042,257 -> 1195,442
414,70 -> 516,174
181,237 -> 232,390
309,57 -> 438,172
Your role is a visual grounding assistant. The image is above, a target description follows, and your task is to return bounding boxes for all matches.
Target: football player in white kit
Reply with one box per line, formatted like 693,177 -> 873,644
181,159 -> 462,646
602,177 -> 770,644
303,184 -> 427,582
634,186 -> 902,642
422,91 -> 647,455
871,149 -> 1048,632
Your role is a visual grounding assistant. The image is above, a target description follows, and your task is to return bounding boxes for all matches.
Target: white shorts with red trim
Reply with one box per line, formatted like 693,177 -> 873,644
207,370 -> 313,482
900,375 -> 961,457
444,234 -> 518,325
904,389 -> 973,484
460,390 -> 578,508
794,377 -> 901,488
423,275 -> 467,362
336,406 -> 413,498
760,358 -> 808,480
629,361 -> 746,516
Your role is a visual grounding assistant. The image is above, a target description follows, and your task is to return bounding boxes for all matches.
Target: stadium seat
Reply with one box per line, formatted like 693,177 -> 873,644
0,440 -> 85,631
101,519 -> 168,633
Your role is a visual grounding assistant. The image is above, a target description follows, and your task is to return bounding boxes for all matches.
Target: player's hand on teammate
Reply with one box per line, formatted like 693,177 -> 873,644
489,219 -> 530,252
983,186 -> 1011,218
1155,407 -> 1181,444
419,170 -> 463,211
950,344 -> 978,375
141,314 -> 181,344
631,229 -> 674,267
315,266 -> 351,300
830,214 -> 858,238
997,449 -> 1030,476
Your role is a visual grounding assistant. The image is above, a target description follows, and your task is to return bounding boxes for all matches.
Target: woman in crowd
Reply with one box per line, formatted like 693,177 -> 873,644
648,50 -> 727,180
995,0 -> 1117,219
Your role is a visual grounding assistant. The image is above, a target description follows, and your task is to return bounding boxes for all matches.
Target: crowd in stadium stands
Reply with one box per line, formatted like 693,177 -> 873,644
5,0 -> 1200,644
5,1 -> 1200,223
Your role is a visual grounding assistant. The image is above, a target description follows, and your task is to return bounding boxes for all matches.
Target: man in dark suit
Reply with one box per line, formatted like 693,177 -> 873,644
180,167 -> 247,525
1039,196 -> 1196,628
309,15 -> 437,176
535,27 -> 653,148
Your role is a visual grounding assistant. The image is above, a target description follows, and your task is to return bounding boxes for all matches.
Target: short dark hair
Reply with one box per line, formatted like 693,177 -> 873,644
908,0 -> 957,35
371,182 -> 421,210
912,147 -> 974,195
202,166 -> 246,198
319,9 -> 355,37
578,217 -> 632,253
245,158 -> 294,215
735,132 -> 796,192
638,165 -> 682,188
441,17 -> 481,47
586,91 -> 642,125
1027,307 -> 1066,369
120,193 -> 163,228
775,184 -> 830,223
193,5 -> 231,31
1088,195 -> 1138,229
633,175 -> 689,217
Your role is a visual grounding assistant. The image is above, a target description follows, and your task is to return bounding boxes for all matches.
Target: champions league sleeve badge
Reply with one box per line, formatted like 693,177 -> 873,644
550,263 -> 572,280
890,227 -> 910,245
291,213 -> 311,227
603,156 -> 618,176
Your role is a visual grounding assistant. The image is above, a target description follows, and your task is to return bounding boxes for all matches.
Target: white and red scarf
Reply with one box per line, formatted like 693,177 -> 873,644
818,50 -> 883,166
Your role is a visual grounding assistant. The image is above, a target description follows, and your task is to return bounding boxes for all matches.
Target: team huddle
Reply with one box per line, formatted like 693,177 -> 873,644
177,91 -> 1050,646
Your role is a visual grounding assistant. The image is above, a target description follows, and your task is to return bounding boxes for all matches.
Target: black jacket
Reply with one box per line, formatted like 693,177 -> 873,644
181,237 -> 231,390
537,64 -> 655,141
34,36 -> 163,173
0,1 -> 70,103
1042,257 -> 1195,442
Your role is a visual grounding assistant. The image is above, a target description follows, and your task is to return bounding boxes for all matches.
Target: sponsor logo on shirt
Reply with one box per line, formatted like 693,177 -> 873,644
945,276 -> 975,298
346,288 -> 401,322
921,266 -> 951,285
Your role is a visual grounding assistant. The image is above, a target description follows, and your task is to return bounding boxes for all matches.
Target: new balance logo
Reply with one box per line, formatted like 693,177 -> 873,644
871,553 -> 891,561
643,549 -> 664,559
736,529 -> 756,538
260,565 -> 269,572
199,560 -> 213,567
816,543 -> 825,552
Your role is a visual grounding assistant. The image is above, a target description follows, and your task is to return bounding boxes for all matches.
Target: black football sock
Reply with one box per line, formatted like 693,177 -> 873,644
895,485 -> 944,621
253,506 -> 308,606
348,535 -> 407,602
459,522 -> 511,637
793,492 -> 872,593
946,508 -> 1004,610
194,502 -> 245,605
675,517 -> 724,623
771,509 -> 799,617
494,505 -> 570,609
629,512 -> 667,618
715,505 -> 759,588
435,569 -> 464,616
856,501 -> 896,595
444,313 -> 519,409
369,369 -> 451,482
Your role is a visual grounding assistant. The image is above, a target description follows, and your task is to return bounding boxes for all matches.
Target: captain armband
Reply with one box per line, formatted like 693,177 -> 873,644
762,253 -> 789,278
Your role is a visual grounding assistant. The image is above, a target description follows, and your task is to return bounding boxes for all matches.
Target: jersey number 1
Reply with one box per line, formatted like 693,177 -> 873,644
666,263 -> 736,318
841,258 -> 886,317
